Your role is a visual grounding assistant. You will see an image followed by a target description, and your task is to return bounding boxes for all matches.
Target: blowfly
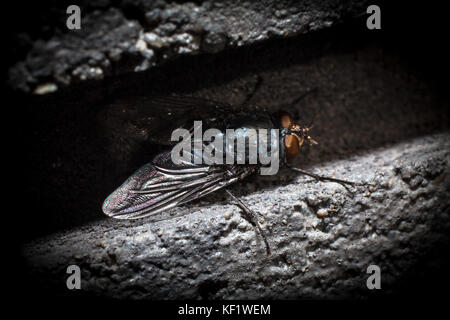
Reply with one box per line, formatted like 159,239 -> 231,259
102,95 -> 357,254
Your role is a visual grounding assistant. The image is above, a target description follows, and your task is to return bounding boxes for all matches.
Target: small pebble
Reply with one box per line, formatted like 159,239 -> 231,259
316,209 -> 327,217
224,210 -> 233,220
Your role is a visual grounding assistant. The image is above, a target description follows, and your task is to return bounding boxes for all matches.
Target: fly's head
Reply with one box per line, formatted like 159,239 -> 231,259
279,110 -> 318,163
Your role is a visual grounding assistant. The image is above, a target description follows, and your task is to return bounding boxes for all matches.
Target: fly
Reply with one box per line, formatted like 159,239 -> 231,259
102,94 -> 361,255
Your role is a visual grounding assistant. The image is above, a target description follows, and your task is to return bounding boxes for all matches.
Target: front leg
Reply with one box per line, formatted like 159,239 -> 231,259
288,166 -> 355,185
287,166 -> 366,193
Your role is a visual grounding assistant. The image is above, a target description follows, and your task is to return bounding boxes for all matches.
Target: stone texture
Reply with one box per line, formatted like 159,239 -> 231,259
23,133 -> 450,299
7,0 -> 370,93
13,1 -> 450,300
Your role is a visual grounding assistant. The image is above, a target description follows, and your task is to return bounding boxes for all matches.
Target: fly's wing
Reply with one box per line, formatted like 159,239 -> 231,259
102,150 -> 255,220
104,95 -> 240,146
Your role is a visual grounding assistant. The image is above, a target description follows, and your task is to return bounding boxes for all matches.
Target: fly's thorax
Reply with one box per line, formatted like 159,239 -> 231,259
205,111 -> 279,165
205,125 -> 280,165
222,111 -> 275,130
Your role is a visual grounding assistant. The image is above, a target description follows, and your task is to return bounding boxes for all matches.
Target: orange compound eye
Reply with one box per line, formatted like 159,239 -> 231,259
284,134 -> 299,163
279,110 -> 294,129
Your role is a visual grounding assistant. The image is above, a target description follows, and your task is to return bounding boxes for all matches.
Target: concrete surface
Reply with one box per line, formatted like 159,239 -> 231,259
7,0 -> 369,93
23,133 -> 450,299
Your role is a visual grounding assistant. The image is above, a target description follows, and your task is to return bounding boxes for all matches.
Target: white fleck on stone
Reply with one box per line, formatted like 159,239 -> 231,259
134,59 -> 150,72
135,39 -> 147,51
224,210 -> 233,220
33,83 -> 58,95
144,32 -> 168,49
135,39 -> 155,60
89,67 -> 103,79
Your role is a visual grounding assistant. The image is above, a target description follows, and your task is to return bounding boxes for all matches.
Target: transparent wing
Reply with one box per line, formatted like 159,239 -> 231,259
103,95 -> 240,146
102,150 -> 255,220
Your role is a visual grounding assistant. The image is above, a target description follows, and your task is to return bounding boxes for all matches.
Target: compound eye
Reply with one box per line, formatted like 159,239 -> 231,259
279,110 -> 294,129
284,134 -> 299,163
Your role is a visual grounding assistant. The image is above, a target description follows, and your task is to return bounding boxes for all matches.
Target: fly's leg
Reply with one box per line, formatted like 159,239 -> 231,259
288,166 -> 361,192
225,189 -> 271,255
243,77 -> 317,108
242,75 -> 263,107
289,87 -> 319,107
287,87 -> 319,125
